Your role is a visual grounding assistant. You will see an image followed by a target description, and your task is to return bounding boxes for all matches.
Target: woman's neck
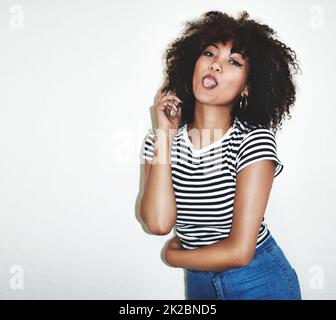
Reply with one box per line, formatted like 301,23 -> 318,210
187,102 -> 232,135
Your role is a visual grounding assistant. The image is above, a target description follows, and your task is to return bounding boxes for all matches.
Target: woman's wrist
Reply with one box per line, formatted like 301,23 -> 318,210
154,128 -> 177,141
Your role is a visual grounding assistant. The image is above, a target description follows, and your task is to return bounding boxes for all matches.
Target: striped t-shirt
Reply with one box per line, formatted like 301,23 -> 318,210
142,115 -> 284,250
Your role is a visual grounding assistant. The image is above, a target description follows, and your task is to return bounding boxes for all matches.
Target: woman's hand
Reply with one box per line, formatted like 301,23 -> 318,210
167,235 -> 182,250
155,89 -> 183,132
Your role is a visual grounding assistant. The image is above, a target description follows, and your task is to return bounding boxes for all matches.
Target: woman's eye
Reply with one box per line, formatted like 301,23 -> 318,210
229,59 -> 243,67
202,51 -> 243,67
202,50 -> 213,57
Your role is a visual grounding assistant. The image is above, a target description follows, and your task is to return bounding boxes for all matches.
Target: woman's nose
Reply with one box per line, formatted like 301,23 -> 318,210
210,63 -> 221,72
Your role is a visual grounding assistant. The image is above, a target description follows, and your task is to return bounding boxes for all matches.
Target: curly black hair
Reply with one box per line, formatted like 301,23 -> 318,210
161,11 -> 301,135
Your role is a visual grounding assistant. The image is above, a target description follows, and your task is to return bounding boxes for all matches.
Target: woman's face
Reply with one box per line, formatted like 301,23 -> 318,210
192,40 -> 250,107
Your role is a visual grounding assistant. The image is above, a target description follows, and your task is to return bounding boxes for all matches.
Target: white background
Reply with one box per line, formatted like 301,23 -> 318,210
0,0 -> 335,299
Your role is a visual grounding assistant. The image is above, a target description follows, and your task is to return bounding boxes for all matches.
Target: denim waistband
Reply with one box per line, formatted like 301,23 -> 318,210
254,234 -> 277,257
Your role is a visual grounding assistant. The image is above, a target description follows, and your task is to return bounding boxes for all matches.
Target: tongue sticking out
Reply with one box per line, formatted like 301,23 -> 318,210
203,77 -> 217,88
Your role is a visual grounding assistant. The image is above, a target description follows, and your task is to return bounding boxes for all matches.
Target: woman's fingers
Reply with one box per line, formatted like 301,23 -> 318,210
160,90 -> 183,103
163,100 -> 179,112
164,95 -> 183,104
162,98 -> 183,115
157,89 -> 183,119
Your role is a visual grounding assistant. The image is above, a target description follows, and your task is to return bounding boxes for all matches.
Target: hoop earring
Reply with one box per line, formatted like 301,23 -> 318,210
239,95 -> 248,111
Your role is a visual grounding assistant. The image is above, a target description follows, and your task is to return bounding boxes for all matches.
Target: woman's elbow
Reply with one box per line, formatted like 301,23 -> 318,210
144,223 -> 172,235
236,248 -> 255,267
140,212 -> 173,235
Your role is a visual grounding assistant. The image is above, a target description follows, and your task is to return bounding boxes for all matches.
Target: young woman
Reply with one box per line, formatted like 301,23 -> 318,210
140,10 -> 302,300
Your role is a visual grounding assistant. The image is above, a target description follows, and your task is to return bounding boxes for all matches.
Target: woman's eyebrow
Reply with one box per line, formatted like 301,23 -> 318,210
207,43 -> 246,60
208,43 -> 220,49
208,43 -> 245,61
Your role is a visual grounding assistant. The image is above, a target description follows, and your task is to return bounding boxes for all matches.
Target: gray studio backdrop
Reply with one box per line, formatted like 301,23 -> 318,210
0,0 -> 335,299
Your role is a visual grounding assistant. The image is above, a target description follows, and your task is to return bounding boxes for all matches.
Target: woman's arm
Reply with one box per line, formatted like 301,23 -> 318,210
164,159 -> 276,272
140,129 -> 177,235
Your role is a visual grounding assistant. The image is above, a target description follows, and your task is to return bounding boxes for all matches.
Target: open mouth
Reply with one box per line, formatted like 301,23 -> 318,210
202,75 -> 218,89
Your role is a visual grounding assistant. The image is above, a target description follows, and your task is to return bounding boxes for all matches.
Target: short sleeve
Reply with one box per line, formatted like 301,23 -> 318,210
141,129 -> 156,162
236,129 -> 284,178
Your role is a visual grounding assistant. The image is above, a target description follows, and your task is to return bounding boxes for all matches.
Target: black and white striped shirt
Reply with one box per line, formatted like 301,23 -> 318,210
142,116 -> 284,250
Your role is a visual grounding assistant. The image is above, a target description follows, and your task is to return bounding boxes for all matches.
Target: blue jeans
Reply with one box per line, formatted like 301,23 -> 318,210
186,234 -> 302,300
